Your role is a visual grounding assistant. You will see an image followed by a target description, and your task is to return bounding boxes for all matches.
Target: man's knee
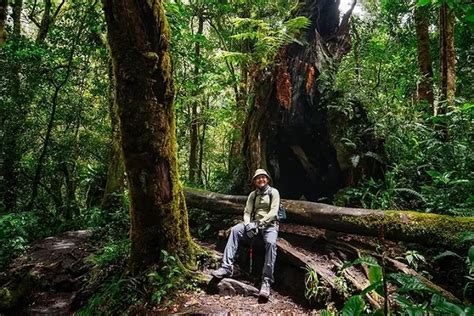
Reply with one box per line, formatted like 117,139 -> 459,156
263,229 -> 278,245
230,223 -> 245,236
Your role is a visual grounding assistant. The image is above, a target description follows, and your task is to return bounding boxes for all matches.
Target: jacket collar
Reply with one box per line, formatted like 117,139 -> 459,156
256,185 -> 271,195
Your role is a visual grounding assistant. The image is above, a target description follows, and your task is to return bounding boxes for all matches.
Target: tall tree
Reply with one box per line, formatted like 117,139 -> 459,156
2,0 -> 22,211
35,0 -> 66,43
240,0 -> 357,201
104,0 -> 196,271
188,12 -> 204,185
414,4 -> 434,110
12,0 -> 21,35
0,0 -> 7,46
439,2 -> 456,112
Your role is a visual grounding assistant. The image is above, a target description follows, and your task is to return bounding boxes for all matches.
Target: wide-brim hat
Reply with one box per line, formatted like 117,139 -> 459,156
252,168 -> 271,181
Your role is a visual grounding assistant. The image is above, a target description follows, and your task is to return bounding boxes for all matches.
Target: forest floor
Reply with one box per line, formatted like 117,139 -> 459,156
1,222 -> 466,315
3,228 -> 311,314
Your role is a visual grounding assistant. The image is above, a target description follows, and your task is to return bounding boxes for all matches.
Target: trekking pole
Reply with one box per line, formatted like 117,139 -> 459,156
249,238 -> 253,274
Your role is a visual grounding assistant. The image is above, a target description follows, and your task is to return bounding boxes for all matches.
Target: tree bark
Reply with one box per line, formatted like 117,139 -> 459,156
239,0 -> 365,201
104,0 -> 196,272
12,0 -> 21,35
0,0 -> 7,46
439,3 -> 456,112
101,60 -> 125,211
414,4 -> 434,110
189,14 -> 204,185
1,0 -> 22,211
35,0 -> 66,44
184,188 -> 474,249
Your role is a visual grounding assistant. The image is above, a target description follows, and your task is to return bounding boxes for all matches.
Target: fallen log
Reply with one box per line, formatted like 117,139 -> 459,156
184,188 -> 474,249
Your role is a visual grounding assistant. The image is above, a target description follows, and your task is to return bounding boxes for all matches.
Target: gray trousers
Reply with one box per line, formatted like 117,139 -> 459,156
221,222 -> 278,283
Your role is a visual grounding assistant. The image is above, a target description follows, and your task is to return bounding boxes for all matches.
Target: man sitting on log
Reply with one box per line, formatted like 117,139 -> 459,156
212,168 -> 280,300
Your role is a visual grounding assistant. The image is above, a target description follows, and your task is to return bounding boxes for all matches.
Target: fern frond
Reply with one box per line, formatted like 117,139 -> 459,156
394,188 -> 425,201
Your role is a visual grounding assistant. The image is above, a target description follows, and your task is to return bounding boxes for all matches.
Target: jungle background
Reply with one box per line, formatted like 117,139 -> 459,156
0,0 -> 473,314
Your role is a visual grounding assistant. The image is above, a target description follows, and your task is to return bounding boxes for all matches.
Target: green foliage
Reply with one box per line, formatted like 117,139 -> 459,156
79,250 -> 195,314
226,15 -> 310,67
399,250 -> 426,271
335,0 -> 474,216
0,212 -> 61,270
395,293 -> 474,315
334,253 -> 474,314
390,273 -> 432,293
148,250 -> 195,304
341,295 -> 366,316
85,239 -> 130,268
434,233 -> 474,301
303,265 -> 323,302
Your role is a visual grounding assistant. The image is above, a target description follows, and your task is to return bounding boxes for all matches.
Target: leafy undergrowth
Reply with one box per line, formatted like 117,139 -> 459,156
77,248 -> 201,314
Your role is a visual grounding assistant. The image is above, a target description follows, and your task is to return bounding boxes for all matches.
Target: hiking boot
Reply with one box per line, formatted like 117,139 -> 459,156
211,267 -> 232,278
259,280 -> 270,299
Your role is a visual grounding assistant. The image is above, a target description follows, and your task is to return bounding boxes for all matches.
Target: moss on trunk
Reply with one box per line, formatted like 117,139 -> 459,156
104,0 -> 196,272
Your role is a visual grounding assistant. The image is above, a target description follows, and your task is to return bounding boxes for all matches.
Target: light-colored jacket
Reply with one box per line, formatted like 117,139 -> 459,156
243,186 -> 280,226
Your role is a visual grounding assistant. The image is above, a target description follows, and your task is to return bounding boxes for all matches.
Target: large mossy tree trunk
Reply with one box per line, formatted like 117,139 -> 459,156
104,0 -> 196,272
240,0 -> 381,201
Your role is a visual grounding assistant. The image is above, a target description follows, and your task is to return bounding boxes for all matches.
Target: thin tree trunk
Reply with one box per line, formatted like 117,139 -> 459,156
29,85 -> 61,208
36,0 -> 66,44
104,0 -> 197,272
0,0 -> 7,46
414,5 -> 434,110
12,0 -> 21,35
352,22 -> 361,83
439,3 -> 456,112
1,0 -> 22,211
188,14 -> 204,185
28,15 -> 83,209
198,97 -> 208,186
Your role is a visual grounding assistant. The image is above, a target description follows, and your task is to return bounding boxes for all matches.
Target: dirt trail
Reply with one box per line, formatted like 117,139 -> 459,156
2,230 -> 95,315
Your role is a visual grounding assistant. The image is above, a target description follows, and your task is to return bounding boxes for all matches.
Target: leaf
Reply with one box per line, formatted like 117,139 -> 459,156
433,250 -> 462,261
395,295 -> 427,316
353,255 -> 380,267
468,246 -> 474,272
461,103 -> 474,111
368,265 -> 383,285
342,295 -> 365,316
460,231 -> 474,242
431,294 -> 465,314
417,0 -> 431,6
390,273 -> 432,293
361,280 -> 383,296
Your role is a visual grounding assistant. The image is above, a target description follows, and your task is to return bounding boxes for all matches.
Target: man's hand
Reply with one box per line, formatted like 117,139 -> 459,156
245,221 -> 259,239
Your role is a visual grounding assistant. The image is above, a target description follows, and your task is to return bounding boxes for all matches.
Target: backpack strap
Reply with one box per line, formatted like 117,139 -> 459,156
250,190 -> 257,221
251,187 -> 275,222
